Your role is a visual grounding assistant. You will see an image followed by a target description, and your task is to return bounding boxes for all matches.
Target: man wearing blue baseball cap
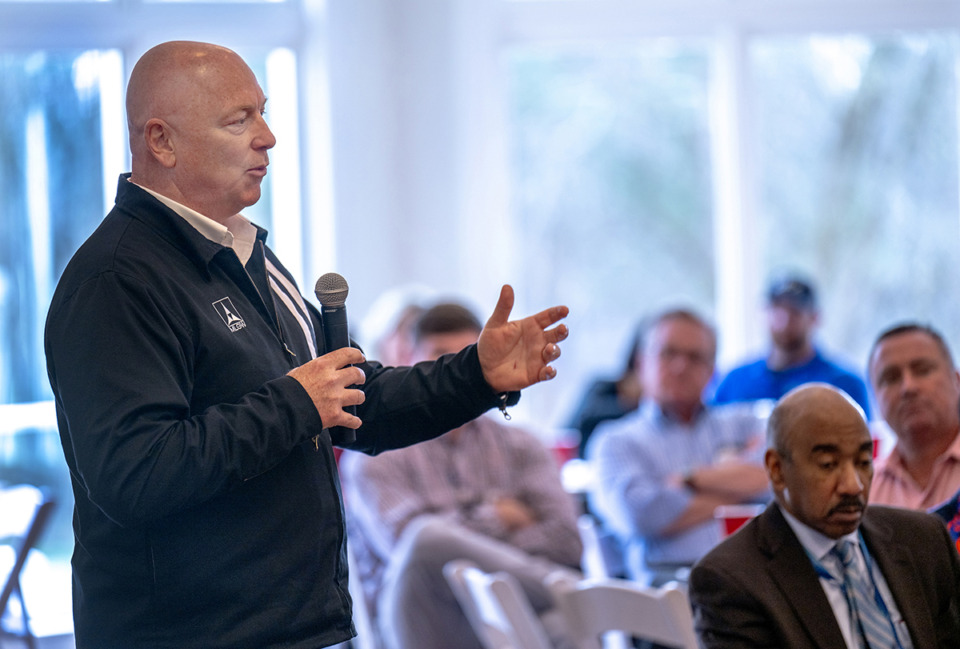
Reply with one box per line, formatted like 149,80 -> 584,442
714,274 -> 871,417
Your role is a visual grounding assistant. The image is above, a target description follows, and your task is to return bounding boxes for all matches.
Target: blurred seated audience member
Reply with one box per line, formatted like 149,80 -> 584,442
587,308 -> 769,587
688,383 -> 960,648
713,274 -> 871,418
341,301 -> 583,649
867,322 -> 960,510
357,283 -> 436,366
566,323 -> 644,457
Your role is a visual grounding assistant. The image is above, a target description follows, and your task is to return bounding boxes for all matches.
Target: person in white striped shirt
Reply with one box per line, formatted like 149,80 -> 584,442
587,308 -> 770,586
341,302 -> 582,649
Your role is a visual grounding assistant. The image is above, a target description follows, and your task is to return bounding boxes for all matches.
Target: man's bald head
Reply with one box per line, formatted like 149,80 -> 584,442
126,41 -> 248,158
767,383 -> 867,458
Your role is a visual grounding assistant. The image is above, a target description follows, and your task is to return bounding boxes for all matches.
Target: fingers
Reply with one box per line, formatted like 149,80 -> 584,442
287,350 -> 367,428
336,389 -> 366,430
542,342 -> 562,363
536,340 -> 563,382
328,346 -> 366,368
339,413 -> 364,430
485,284 -> 515,328
533,304 -> 569,330
544,323 -> 569,345
345,385 -> 367,406
349,365 -> 367,387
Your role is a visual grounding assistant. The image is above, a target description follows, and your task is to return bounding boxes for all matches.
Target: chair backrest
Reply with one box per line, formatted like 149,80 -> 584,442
345,539 -> 379,649
577,514 -> 625,580
0,484 -> 56,636
547,573 -> 698,649
443,560 -> 553,649
0,485 -> 44,540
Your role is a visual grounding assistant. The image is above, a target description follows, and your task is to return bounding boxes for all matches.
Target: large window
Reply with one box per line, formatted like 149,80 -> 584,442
507,41 -> 715,427
1,52 -> 116,624
754,32 -> 960,368
500,11 -> 960,431
1,50 -> 113,405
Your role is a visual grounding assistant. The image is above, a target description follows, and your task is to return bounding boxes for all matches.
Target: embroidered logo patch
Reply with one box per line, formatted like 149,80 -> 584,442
213,297 -> 246,332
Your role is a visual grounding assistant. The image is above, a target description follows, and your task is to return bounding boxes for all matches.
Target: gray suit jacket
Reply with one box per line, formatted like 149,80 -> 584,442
688,503 -> 960,648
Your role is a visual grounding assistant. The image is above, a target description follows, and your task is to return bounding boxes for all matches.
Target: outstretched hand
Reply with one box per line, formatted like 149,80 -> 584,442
477,285 -> 569,393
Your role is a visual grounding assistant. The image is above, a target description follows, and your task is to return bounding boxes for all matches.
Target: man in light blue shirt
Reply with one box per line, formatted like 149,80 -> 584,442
587,309 -> 770,585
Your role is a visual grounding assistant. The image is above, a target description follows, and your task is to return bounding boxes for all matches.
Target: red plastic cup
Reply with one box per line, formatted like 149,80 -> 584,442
715,504 -> 765,537
551,429 -> 581,467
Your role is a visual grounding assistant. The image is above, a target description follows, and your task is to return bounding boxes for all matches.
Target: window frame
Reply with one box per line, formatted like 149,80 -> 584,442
491,0 -> 960,370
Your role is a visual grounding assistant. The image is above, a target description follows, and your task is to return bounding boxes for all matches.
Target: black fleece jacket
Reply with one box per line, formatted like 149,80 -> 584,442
44,175 -> 513,649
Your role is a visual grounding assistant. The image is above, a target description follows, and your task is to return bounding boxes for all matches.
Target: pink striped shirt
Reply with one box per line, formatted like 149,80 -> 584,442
870,429 -> 960,510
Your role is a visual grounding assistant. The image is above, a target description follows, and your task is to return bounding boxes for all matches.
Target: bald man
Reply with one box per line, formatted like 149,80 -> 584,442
44,41 -> 569,649
688,384 -> 960,648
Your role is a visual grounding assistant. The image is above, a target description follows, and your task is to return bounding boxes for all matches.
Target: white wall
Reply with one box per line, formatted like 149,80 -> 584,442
325,0 -> 515,323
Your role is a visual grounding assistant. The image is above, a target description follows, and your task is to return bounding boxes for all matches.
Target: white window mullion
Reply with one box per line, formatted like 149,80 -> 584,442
710,26 -> 763,370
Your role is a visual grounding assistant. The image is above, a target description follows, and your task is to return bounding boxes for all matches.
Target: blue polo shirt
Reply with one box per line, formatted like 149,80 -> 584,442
713,350 -> 871,419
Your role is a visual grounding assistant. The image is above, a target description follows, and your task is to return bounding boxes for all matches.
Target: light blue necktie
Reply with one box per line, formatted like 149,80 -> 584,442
831,540 -> 897,649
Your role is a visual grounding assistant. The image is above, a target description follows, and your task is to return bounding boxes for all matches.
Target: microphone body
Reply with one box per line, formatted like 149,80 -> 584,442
314,273 -> 356,445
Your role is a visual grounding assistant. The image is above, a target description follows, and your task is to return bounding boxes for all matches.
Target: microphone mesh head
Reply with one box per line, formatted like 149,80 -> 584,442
315,272 -> 349,307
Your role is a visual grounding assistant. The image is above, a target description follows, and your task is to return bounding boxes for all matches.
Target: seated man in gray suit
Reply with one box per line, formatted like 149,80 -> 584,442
689,383 -> 960,648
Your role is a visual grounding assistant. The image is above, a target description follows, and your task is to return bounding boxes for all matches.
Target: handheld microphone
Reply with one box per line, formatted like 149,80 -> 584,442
314,272 -> 356,445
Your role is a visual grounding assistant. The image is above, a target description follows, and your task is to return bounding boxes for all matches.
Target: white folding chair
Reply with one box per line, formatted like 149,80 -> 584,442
443,560 -> 553,649
577,514 -> 624,580
349,547 -> 379,649
328,541 -> 380,649
0,484 -> 56,649
546,572 -> 697,649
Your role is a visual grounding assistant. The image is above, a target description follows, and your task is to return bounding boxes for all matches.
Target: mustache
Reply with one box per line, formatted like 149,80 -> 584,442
829,498 -> 865,515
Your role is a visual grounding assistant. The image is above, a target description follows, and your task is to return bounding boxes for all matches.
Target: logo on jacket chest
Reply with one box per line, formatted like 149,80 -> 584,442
212,297 -> 246,332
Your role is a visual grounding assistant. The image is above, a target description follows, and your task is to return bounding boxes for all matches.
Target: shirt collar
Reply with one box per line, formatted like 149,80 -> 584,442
879,426 -> 960,477
130,180 -> 260,265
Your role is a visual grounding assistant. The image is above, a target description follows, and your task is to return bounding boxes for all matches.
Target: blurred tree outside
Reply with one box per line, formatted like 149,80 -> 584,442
507,41 -> 716,425
754,33 -> 960,371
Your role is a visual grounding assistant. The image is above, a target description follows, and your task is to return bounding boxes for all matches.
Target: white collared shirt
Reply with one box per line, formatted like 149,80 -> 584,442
132,181 -> 258,265
780,505 -> 911,649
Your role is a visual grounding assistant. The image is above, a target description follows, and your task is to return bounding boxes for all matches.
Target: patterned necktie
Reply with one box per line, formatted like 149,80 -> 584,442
831,540 -> 897,649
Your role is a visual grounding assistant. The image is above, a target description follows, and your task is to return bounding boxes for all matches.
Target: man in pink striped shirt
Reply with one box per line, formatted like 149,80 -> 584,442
868,323 -> 960,511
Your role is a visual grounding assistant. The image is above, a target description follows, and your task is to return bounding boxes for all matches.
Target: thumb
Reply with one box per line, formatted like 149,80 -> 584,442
485,284 -> 515,329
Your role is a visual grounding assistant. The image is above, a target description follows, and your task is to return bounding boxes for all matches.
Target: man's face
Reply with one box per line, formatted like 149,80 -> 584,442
167,56 -> 276,220
412,329 -> 480,363
767,301 -> 817,353
767,403 -> 874,539
641,318 -> 715,414
870,330 -> 960,441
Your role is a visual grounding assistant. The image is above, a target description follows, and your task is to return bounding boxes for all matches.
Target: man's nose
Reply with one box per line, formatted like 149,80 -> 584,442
837,462 -> 864,494
254,115 -> 277,150
899,369 -> 920,394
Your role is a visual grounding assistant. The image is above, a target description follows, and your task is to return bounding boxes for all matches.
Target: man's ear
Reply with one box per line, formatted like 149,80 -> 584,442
765,448 -> 784,491
144,118 -> 176,168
